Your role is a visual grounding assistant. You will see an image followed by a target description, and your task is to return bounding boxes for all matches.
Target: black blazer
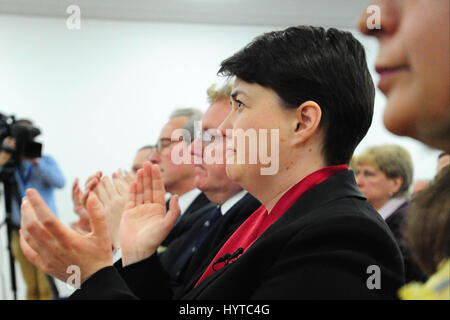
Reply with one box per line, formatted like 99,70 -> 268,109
71,171 -> 405,300
161,192 -> 214,247
385,202 -> 427,283
159,193 -> 261,298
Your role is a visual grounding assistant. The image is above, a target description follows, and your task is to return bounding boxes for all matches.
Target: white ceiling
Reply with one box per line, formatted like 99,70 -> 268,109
0,0 -> 371,28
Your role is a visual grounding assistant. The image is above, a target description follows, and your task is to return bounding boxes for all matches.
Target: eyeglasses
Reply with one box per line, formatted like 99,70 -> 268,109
200,130 -> 222,146
155,137 -> 183,153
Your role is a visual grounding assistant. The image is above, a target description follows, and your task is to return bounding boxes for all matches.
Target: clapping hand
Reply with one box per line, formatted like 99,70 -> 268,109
94,174 -> 129,250
20,189 -> 113,284
120,161 -> 180,266
19,161 -> 180,285
70,178 -> 91,235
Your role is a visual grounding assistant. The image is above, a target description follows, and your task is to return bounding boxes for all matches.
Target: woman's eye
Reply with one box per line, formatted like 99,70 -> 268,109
236,101 -> 244,110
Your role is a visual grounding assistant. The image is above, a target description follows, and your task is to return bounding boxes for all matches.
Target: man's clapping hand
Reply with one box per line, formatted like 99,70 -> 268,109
70,178 -> 91,235
20,189 -> 113,284
120,162 -> 180,266
94,174 -> 129,250
20,161 -> 180,286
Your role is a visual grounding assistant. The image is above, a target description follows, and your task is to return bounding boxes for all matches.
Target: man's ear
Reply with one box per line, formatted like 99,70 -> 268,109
291,101 -> 322,146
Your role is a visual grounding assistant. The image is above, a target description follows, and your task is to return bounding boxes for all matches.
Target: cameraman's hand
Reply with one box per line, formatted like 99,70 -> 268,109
20,189 -> 113,285
30,158 -> 40,166
0,137 -> 15,165
0,152 -> 10,166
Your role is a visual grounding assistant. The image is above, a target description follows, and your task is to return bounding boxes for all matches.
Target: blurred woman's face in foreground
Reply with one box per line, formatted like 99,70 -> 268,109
359,0 -> 450,151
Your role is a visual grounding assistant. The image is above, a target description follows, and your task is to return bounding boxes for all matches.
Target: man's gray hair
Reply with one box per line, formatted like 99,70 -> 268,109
169,108 -> 203,143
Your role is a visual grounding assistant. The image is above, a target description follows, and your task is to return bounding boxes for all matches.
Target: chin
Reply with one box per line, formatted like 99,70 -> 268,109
225,163 -> 242,184
194,175 -> 207,190
383,100 -> 418,139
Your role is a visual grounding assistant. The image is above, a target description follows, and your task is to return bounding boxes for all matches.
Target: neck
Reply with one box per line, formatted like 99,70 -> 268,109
260,154 -> 326,213
203,187 -> 243,205
168,177 -> 197,197
372,198 -> 390,211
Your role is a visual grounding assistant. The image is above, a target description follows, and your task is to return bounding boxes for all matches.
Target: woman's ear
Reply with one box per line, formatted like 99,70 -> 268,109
291,100 -> 322,146
389,176 -> 404,196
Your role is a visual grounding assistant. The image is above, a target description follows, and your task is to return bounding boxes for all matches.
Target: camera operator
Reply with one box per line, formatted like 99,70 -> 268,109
0,119 -> 65,300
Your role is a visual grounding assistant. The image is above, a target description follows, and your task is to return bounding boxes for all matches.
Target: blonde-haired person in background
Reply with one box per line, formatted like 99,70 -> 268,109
355,144 -> 426,283
356,144 -> 413,212
359,0 -> 449,299
206,82 -> 233,104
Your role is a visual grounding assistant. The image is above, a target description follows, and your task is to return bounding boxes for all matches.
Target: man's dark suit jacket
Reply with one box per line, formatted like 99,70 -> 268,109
385,201 -> 427,283
71,171 -> 405,299
161,192 -> 214,247
159,193 -> 261,298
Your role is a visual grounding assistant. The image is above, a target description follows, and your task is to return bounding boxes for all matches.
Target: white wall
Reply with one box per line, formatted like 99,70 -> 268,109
0,15 -> 442,299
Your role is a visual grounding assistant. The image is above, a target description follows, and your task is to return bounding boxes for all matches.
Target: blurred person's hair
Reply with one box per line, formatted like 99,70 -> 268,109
405,166 -> 450,276
412,180 -> 429,197
349,155 -> 357,173
356,144 -> 413,198
218,26 -> 375,166
169,108 -> 203,143
207,82 -> 233,104
16,119 -> 34,126
438,152 -> 449,159
138,145 -> 154,151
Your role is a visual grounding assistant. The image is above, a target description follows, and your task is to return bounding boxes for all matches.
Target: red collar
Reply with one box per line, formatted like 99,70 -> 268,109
267,164 -> 348,219
251,164 -> 348,243
195,164 -> 348,287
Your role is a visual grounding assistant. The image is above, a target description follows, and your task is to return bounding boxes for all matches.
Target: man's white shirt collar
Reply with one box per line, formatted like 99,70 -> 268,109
378,197 -> 408,220
220,190 -> 248,216
177,188 -> 202,216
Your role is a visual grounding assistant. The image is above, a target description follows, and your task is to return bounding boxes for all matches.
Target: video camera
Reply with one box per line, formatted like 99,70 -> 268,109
0,113 -> 42,166
0,113 -> 43,300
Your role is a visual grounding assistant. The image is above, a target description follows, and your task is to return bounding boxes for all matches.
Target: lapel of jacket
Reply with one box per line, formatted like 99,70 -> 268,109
181,193 -> 259,295
184,192 -> 211,216
209,193 -> 261,245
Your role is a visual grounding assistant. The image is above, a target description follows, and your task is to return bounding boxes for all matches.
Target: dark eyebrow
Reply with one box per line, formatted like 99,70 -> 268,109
230,89 -> 248,101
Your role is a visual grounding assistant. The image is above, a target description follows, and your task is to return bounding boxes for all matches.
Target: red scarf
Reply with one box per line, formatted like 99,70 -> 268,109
195,164 -> 348,287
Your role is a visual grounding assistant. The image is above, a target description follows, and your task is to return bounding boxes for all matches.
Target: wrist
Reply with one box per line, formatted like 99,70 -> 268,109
122,249 -> 155,267
80,262 -> 114,285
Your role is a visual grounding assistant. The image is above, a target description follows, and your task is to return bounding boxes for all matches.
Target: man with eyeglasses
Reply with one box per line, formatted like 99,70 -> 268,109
150,108 -> 214,247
